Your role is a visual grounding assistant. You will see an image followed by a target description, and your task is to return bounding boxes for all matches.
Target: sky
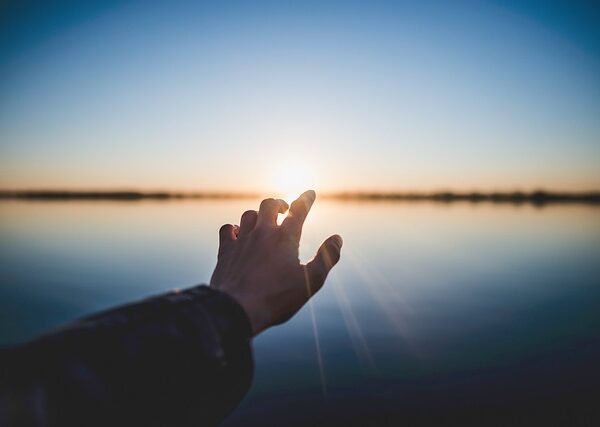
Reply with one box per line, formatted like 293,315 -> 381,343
0,0 -> 599,193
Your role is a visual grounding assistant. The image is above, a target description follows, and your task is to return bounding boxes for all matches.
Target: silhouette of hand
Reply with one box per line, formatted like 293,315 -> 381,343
210,190 -> 343,336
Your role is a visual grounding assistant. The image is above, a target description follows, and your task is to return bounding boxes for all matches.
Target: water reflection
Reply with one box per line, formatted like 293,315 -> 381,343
1,200 -> 599,423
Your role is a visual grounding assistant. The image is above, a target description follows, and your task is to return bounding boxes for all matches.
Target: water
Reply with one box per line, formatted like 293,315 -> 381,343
1,200 -> 599,423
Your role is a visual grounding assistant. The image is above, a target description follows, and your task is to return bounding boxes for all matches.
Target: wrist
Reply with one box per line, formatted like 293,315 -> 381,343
221,289 -> 269,336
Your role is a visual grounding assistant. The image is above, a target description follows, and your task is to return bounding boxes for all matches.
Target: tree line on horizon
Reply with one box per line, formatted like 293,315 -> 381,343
0,190 -> 599,204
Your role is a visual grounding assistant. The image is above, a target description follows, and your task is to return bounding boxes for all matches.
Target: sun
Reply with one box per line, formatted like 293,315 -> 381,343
272,160 -> 316,203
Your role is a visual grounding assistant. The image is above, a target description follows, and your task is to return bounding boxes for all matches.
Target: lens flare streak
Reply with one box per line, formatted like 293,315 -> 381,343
308,300 -> 327,398
304,267 -> 327,398
344,248 -> 423,358
331,274 -> 376,373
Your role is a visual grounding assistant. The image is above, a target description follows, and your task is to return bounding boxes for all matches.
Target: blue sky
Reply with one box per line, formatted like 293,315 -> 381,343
1,0 -> 599,192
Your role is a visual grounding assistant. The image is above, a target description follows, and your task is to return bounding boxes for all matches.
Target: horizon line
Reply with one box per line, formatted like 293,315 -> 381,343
1,189 -> 599,205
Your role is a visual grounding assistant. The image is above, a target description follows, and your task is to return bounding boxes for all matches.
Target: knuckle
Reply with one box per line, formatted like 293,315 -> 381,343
241,210 -> 257,221
260,198 -> 276,209
219,223 -> 232,234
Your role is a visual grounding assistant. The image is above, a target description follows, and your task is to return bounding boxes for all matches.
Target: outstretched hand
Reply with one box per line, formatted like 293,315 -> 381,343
210,190 -> 343,336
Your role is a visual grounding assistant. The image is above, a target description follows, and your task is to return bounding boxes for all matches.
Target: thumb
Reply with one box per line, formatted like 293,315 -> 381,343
306,234 -> 343,295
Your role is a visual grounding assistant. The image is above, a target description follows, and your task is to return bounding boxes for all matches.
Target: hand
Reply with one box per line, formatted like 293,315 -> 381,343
210,190 -> 343,336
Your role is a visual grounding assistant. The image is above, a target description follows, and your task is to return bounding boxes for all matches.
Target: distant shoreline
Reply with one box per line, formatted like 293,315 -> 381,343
1,190 -> 599,205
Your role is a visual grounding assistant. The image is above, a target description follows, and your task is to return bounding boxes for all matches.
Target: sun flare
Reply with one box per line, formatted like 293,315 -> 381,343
273,160 -> 316,204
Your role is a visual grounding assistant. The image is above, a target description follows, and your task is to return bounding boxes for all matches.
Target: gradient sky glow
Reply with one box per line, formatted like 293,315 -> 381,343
1,0 -> 599,192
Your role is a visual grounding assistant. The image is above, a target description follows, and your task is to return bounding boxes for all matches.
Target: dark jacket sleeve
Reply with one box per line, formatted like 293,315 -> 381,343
0,285 -> 254,426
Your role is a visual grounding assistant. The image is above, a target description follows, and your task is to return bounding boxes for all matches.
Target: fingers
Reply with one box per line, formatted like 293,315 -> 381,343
281,190 -> 316,242
218,224 -> 237,257
305,234 -> 343,295
257,198 -> 289,227
239,210 -> 258,237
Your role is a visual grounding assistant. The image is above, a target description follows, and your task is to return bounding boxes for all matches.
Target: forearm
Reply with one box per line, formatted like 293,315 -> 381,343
0,285 -> 253,426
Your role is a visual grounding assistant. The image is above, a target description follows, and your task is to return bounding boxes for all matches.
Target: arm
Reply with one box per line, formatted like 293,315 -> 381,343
1,286 -> 253,426
0,190 -> 342,426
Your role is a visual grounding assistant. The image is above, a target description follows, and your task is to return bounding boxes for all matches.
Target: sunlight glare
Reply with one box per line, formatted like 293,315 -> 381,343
273,160 -> 316,203
273,160 -> 316,224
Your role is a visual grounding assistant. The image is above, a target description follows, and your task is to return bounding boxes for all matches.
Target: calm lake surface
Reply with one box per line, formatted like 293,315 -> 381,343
1,200 -> 599,424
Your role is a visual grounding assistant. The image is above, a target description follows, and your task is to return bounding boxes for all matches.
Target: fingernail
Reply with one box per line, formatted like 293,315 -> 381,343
331,234 -> 343,248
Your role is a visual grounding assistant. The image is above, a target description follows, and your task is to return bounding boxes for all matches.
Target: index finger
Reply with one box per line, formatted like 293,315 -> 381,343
281,190 -> 316,243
